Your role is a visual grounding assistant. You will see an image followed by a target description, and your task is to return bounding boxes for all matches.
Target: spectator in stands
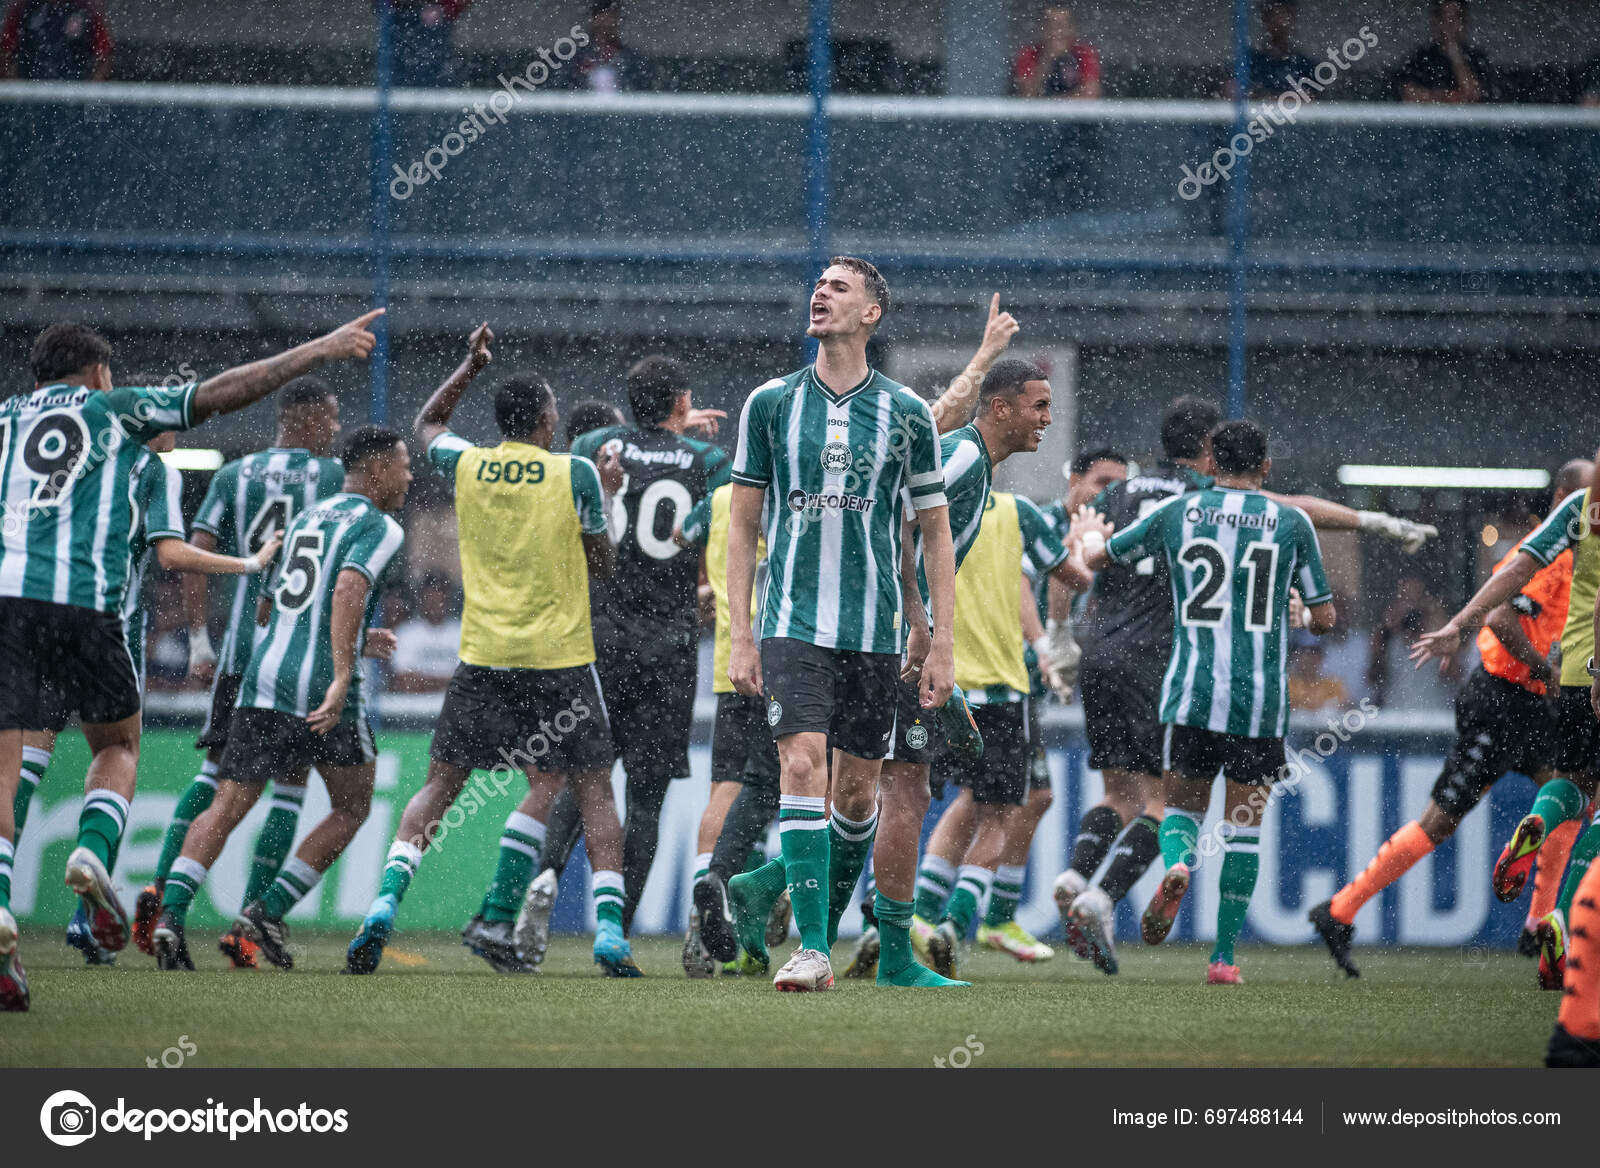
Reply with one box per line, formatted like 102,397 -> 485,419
389,575 -> 462,693
565,0 -> 639,93
1289,635 -> 1351,713
1369,573 -> 1459,709
1013,4 -> 1102,99
0,0 -> 112,81
1398,0 -> 1492,104
1222,0 -> 1317,100
378,0 -> 472,88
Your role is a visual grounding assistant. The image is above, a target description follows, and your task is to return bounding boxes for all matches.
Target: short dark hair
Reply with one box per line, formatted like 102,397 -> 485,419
626,355 -> 688,427
279,375 -> 335,416
980,358 -> 1047,407
1160,395 -> 1221,460
30,322 -> 112,384
493,374 -> 554,440
1210,419 -> 1269,475
828,255 -> 890,319
1070,446 -> 1127,477
566,398 -> 622,447
341,424 -> 403,471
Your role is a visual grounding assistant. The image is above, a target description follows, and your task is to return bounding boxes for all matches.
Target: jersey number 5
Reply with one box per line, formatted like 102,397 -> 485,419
1178,539 -> 1279,633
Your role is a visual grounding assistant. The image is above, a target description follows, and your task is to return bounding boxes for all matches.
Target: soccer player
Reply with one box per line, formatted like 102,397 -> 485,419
675,481 -> 783,976
343,326 -> 637,977
721,256 -> 957,992
1075,419 -> 1336,985
133,376 -> 346,966
1052,396 -> 1435,975
13,431 -> 284,965
154,425 -> 409,970
1412,457 -> 1600,962
1311,460 -> 1589,979
912,490 -> 1081,975
0,309 -> 382,1009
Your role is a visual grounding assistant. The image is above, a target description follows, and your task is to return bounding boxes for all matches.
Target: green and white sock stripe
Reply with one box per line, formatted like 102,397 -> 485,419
778,794 -> 828,831
915,853 -> 957,912
267,784 -> 307,814
165,856 -> 209,905
592,869 -> 625,911
693,851 -> 712,883
82,789 -> 130,839
0,837 -> 13,903
1220,824 -> 1261,853
196,759 -> 221,788
988,864 -> 1025,917
20,745 -> 50,785
386,839 -> 422,878
500,810 -> 547,858
267,857 -> 322,911
830,807 -> 877,842
955,864 -> 993,903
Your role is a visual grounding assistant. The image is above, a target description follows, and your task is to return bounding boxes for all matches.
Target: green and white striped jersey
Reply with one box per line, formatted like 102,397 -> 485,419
192,449 -> 344,677
732,365 -> 945,654
121,451 -> 185,677
1107,486 -> 1332,738
239,493 -> 403,721
0,381 -> 196,613
909,422 -> 995,610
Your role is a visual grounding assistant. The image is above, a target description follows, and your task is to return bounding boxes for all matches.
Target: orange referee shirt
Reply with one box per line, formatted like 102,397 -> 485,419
1476,544 -> 1573,694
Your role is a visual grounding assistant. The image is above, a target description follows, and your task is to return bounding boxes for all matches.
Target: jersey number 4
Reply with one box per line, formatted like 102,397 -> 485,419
1178,539 -> 1279,633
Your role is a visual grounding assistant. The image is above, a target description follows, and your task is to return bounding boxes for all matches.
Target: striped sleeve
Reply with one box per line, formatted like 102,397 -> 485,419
1106,494 -> 1181,564
905,397 -> 947,511
1290,509 -> 1334,606
569,456 -> 608,534
141,457 -> 186,544
106,383 -> 198,439
191,462 -> 231,537
426,431 -> 473,478
342,512 -> 406,585
1015,496 -> 1068,577
1519,489 -> 1586,566
731,381 -> 783,488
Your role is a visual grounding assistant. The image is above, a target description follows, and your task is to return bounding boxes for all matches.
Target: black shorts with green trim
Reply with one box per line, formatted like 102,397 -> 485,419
1163,723 -> 1286,788
710,691 -> 781,792
760,638 -> 899,761
218,705 -> 375,783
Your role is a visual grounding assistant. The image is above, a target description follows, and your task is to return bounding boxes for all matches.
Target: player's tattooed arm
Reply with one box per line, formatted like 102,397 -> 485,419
191,309 -> 384,423
727,484 -> 765,697
1410,551 -> 1540,667
415,322 -> 493,451
930,294 -> 1020,434
308,567 -> 369,734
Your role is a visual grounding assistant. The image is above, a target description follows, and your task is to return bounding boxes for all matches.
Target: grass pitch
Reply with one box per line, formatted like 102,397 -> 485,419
0,929 -> 1556,1068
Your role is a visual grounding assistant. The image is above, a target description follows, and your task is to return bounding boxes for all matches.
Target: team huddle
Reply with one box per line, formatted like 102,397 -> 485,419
2,257 -> 1594,1061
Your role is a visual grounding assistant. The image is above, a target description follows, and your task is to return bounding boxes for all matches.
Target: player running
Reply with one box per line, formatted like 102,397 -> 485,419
343,326 -> 636,977
1050,396 -> 1435,975
153,425 -> 408,970
1074,420 -> 1336,985
1310,460 -> 1589,980
12,431 -> 284,965
0,310 -> 381,1008
133,376 -> 346,966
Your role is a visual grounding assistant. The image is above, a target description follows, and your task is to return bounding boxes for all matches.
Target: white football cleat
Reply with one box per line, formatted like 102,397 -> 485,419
514,867 -> 558,970
773,947 -> 835,992
1053,868 -> 1090,960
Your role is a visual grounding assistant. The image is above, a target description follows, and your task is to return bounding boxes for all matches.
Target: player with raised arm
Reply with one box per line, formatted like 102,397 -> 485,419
1075,420 -> 1337,985
1311,460 -> 1589,980
342,327 -> 636,977
1412,457 -> 1600,965
719,256 -> 958,992
1048,397 -> 1435,976
0,310 -> 381,1009
132,377 -> 347,966
153,426 -> 409,971
13,430 -> 284,965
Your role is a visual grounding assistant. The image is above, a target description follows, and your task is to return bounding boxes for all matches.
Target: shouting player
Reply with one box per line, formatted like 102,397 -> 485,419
134,376 -> 346,966
0,309 -> 382,1009
1075,419 -> 1336,985
154,425 -> 409,970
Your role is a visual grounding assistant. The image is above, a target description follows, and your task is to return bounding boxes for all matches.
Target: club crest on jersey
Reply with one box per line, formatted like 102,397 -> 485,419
767,698 -> 783,727
820,439 -> 852,474
906,723 -> 929,750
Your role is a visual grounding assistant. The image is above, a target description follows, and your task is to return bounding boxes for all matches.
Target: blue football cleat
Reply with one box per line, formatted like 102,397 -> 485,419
66,902 -> 116,966
343,895 -> 396,975
593,920 -> 643,978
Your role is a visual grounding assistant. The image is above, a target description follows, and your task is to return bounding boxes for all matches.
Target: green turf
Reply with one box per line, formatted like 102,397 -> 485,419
0,928 -> 1558,1068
